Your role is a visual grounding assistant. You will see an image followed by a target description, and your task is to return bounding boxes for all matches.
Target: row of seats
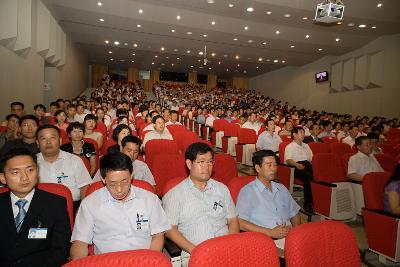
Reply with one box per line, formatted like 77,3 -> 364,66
63,221 -> 360,267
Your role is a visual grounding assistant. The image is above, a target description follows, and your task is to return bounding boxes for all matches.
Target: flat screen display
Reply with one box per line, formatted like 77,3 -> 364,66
315,71 -> 329,83
139,70 -> 151,80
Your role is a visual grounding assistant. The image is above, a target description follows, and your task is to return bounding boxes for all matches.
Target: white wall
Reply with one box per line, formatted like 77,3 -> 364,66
250,34 -> 400,118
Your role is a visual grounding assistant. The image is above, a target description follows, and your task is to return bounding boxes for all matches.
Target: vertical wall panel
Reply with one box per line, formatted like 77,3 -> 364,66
342,58 -> 355,90
36,0 -> 50,55
52,24 -> 62,64
14,0 -> 32,52
127,68 -> 139,82
0,0 -> 18,46
207,74 -> 217,90
330,61 -> 342,91
57,30 -> 66,67
368,51 -> 384,88
46,16 -> 57,61
188,71 -> 197,84
354,55 -> 368,89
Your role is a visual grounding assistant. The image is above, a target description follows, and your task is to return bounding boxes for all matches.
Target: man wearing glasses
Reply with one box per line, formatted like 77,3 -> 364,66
70,153 -> 169,260
163,142 -> 239,266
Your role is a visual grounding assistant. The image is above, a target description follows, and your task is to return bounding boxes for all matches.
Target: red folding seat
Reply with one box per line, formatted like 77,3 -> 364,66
330,142 -> 352,157
311,153 -> 355,220
235,128 -> 257,165
378,143 -> 397,156
321,136 -> 338,144
144,139 -> 179,170
212,153 -> 238,186
222,123 -> 240,155
308,142 -> 329,154
166,124 -> 187,136
277,165 -> 293,193
162,176 -> 186,196
375,153 -> 397,173
150,153 -> 188,196
285,221 -> 361,267
227,176 -> 256,204
101,139 -> 117,156
210,119 -> 228,148
387,128 -> 400,142
172,130 -> 198,153
189,232 -> 279,267
64,249 -> 172,267
280,135 -> 292,143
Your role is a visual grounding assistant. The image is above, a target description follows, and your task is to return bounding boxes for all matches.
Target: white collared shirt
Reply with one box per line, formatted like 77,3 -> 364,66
256,131 -> 282,152
71,186 -> 170,255
37,151 -> 92,201
242,121 -> 261,135
348,151 -> 384,177
10,189 -> 35,218
284,141 -> 313,163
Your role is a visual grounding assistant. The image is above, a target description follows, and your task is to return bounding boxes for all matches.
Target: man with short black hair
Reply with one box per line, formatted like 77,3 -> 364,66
70,152 -> 169,260
0,148 -> 71,266
163,142 -> 239,266
10,102 -> 25,117
0,114 -> 20,147
303,124 -> 322,143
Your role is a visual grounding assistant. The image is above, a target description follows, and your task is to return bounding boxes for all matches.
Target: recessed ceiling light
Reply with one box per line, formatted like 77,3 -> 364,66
256,66 -> 259,69
262,42 -> 267,45
177,57 -> 180,60
266,11 -> 272,15
337,21 -> 342,25
282,60 -> 286,63
186,31 -> 192,35
273,59 -> 279,63
173,48 -> 178,52
284,14 -> 291,18
187,50 -> 191,53
207,0 -> 215,4
138,9 -> 143,14
218,61 -> 221,64
151,62 -> 155,65
318,48 -> 323,51
226,68 -> 230,71
108,51 -> 112,54
161,47 -> 165,51
166,56 -> 169,59
237,64 -> 240,67
120,59 -> 124,62
97,2 -> 102,6
335,38 -> 340,42
154,55 -> 158,58
209,67 -> 212,70
248,40 -> 253,43
359,24 -> 367,28
133,43 -> 138,47
275,30 -> 280,34
266,59 -> 270,62
203,34 -> 207,37
228,4 -> 234,7
176,15 -> 181,20
104,40 -> 109,44
197,59 -> 201,62
247,7 -> 254,12
377,3 -> 382,7
131,60 -> 134,63
371,26 -> 377,29
235,55 -> 239,59
234,38 -> 238,41
223,54 -> 228,58
258,57 -> 263,62
132,53 -> 135,56
244,26 -> 249,30
171,63 -> 175,66
199,51 -> 204,55
137,24 -> 141,28
124,42 -> 128,46
347,23 -> 355,27
305,34 -> 310,38
190,65 -> 194,68
99,18 -> 104,22
114,41 -> 120,45
302,17 -> 308,20
211,21 -> 216,25
290,45 -> 295,48
110,58 -> 113,61
211,53 -> 216,56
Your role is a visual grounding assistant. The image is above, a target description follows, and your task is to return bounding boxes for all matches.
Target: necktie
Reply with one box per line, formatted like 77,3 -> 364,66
15,199 -> 28,232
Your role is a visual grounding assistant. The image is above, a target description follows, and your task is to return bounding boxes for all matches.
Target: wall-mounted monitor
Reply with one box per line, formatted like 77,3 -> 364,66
315,71 -> 329,83
139,70 -> 151,80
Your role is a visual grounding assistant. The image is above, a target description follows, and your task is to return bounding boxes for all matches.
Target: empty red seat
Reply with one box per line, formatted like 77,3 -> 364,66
235,128 -> 257,164
330,142 -> 353,157
308,142 -> 329,154
144,139 -> 179,170
375,153 -> 397,173
212,153 -> 238,185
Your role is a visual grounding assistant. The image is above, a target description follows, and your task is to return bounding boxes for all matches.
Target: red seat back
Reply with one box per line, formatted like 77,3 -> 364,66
212,153 -> 238,186
362,172 -> 391,210
312,153 -> 346,182
64,249 -> 172,267
172,131 -> 198,152
279,142 -> 291,164
277,165 -> 292,191
227,176 -> 256,204
166,124 -> 187,135
285,221 -> 361,267
212,119 -> 228,132
330,142 -> 352,157
280,135 -> 292,143
308,142 -> 329,155
237,128 -> 257,144
162,176 -> 186,196
321,136 -> 338,144
189,232 -> 279,267
60,129 -> 69,145
145,140 -> 179,170
101,139 -> 117,155
342,152 -> 356,175
224,123 -> 241,137
377,144 -> 396,156
374,153 -> 397,173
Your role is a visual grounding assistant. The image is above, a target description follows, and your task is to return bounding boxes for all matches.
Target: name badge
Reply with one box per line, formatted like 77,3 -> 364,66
136,213 -> 149,230
28,228 -> 48,239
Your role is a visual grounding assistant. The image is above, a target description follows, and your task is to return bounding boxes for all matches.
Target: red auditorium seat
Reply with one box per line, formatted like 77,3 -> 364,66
1,183 -> 74,230
172,130 -> 198,153
150,153 -> 188,196
341,152 -> 356,174
285,221 -> 361,267
387,128 -> 400,142
63,249 -> 172,267
362,172 -> 399,263
280,135 -> 292,143
227,176 -> 256,204
378,143 -> 397,156
308,142 -> 329,154
189,232 -> 279,267
101,139 -> 117,156
60,129 -> 69,145
210,119 -> 228,147
235,128 -> 257,164
329,142 -> 353,157
375,153 -> 397,173
311,153 -> 355,220
212,153 -> 238,186
85,180 -> 155,197
162,176 -> 186,196
166,124 -> 187,136
277,165 -> 293,193
221,123 -> 240,154
321,136 -> 338,144
144,139 -> 179,170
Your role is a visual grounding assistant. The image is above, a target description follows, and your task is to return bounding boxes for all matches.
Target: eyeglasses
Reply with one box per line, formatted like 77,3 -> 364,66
107,179 -> 131,189
194,160 -> 214,167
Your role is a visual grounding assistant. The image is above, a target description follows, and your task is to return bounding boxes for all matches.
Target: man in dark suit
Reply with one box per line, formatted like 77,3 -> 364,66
0,148 -> 71,267
303,124 -> 323,144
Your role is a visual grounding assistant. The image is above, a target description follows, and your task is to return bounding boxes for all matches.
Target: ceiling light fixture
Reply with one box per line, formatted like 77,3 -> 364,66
244,26 -> 249,30
138,9 -> 143,14
337,21 -> 342,25
234,38 -> 238,41
155,55 -> 158,58
177,57 -> 180,60
152,62 -> 155,65
211,53 -> 215,56
305,34 -> 310,38
99,18 -> 104,22
104,40 -> 109,44
187,50 -> 191,53
302,17 -> 308,20
137,24 -> 141,28
377,3 -> 382,7
347,23 -> 355,27
131,60 -> 134,63
258,57 -> 263,62
273,59 -> 278,63
358,24 -> 367,28
108,51 -> 112,54
124,42 -> 128,46
218,61 -> 221,64
161,47 -> 165,51
176,15 -> 181,20
275,30 -> 280,34
235,55 -> 239,59
190,65 -> 194,68
97,2 -> 102,6
186,31 -> 192,35
199,51 -> 204,55
262,42 -> 267,45
284,14 -> 291,18
290,45 -> 295,48
203,34 -> 207,37
171,29 -> 175,32
228,4 -> 234,7
247,7 -> 254,12
211,21 -> 216,25
248,40 -> 253,43
133,43 -> 138,47
282,60 -> 286,63
318,48 -> 323,51
132,53 -> 135,56
266,11 -> 272,15
207,0 -> 215,4
114,41 -> 120,45
110,58 -> 113,61
335,38 -> 340,42
371,26 -> 377,29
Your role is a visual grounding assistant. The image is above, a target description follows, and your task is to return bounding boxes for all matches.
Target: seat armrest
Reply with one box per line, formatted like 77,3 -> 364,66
348,180 -> 362,185
313,181 -> 337,187
364,208 -> 400,219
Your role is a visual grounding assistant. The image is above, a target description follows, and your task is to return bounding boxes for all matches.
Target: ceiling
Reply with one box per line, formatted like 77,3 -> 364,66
43,0 -> 400,78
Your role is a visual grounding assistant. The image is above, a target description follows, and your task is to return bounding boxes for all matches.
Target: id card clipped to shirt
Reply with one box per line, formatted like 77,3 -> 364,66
136,213 -> 149,231
28,228 -> 48,239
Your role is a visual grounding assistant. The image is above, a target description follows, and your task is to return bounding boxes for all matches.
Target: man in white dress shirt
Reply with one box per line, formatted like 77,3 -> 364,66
256,119 -> 282,153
